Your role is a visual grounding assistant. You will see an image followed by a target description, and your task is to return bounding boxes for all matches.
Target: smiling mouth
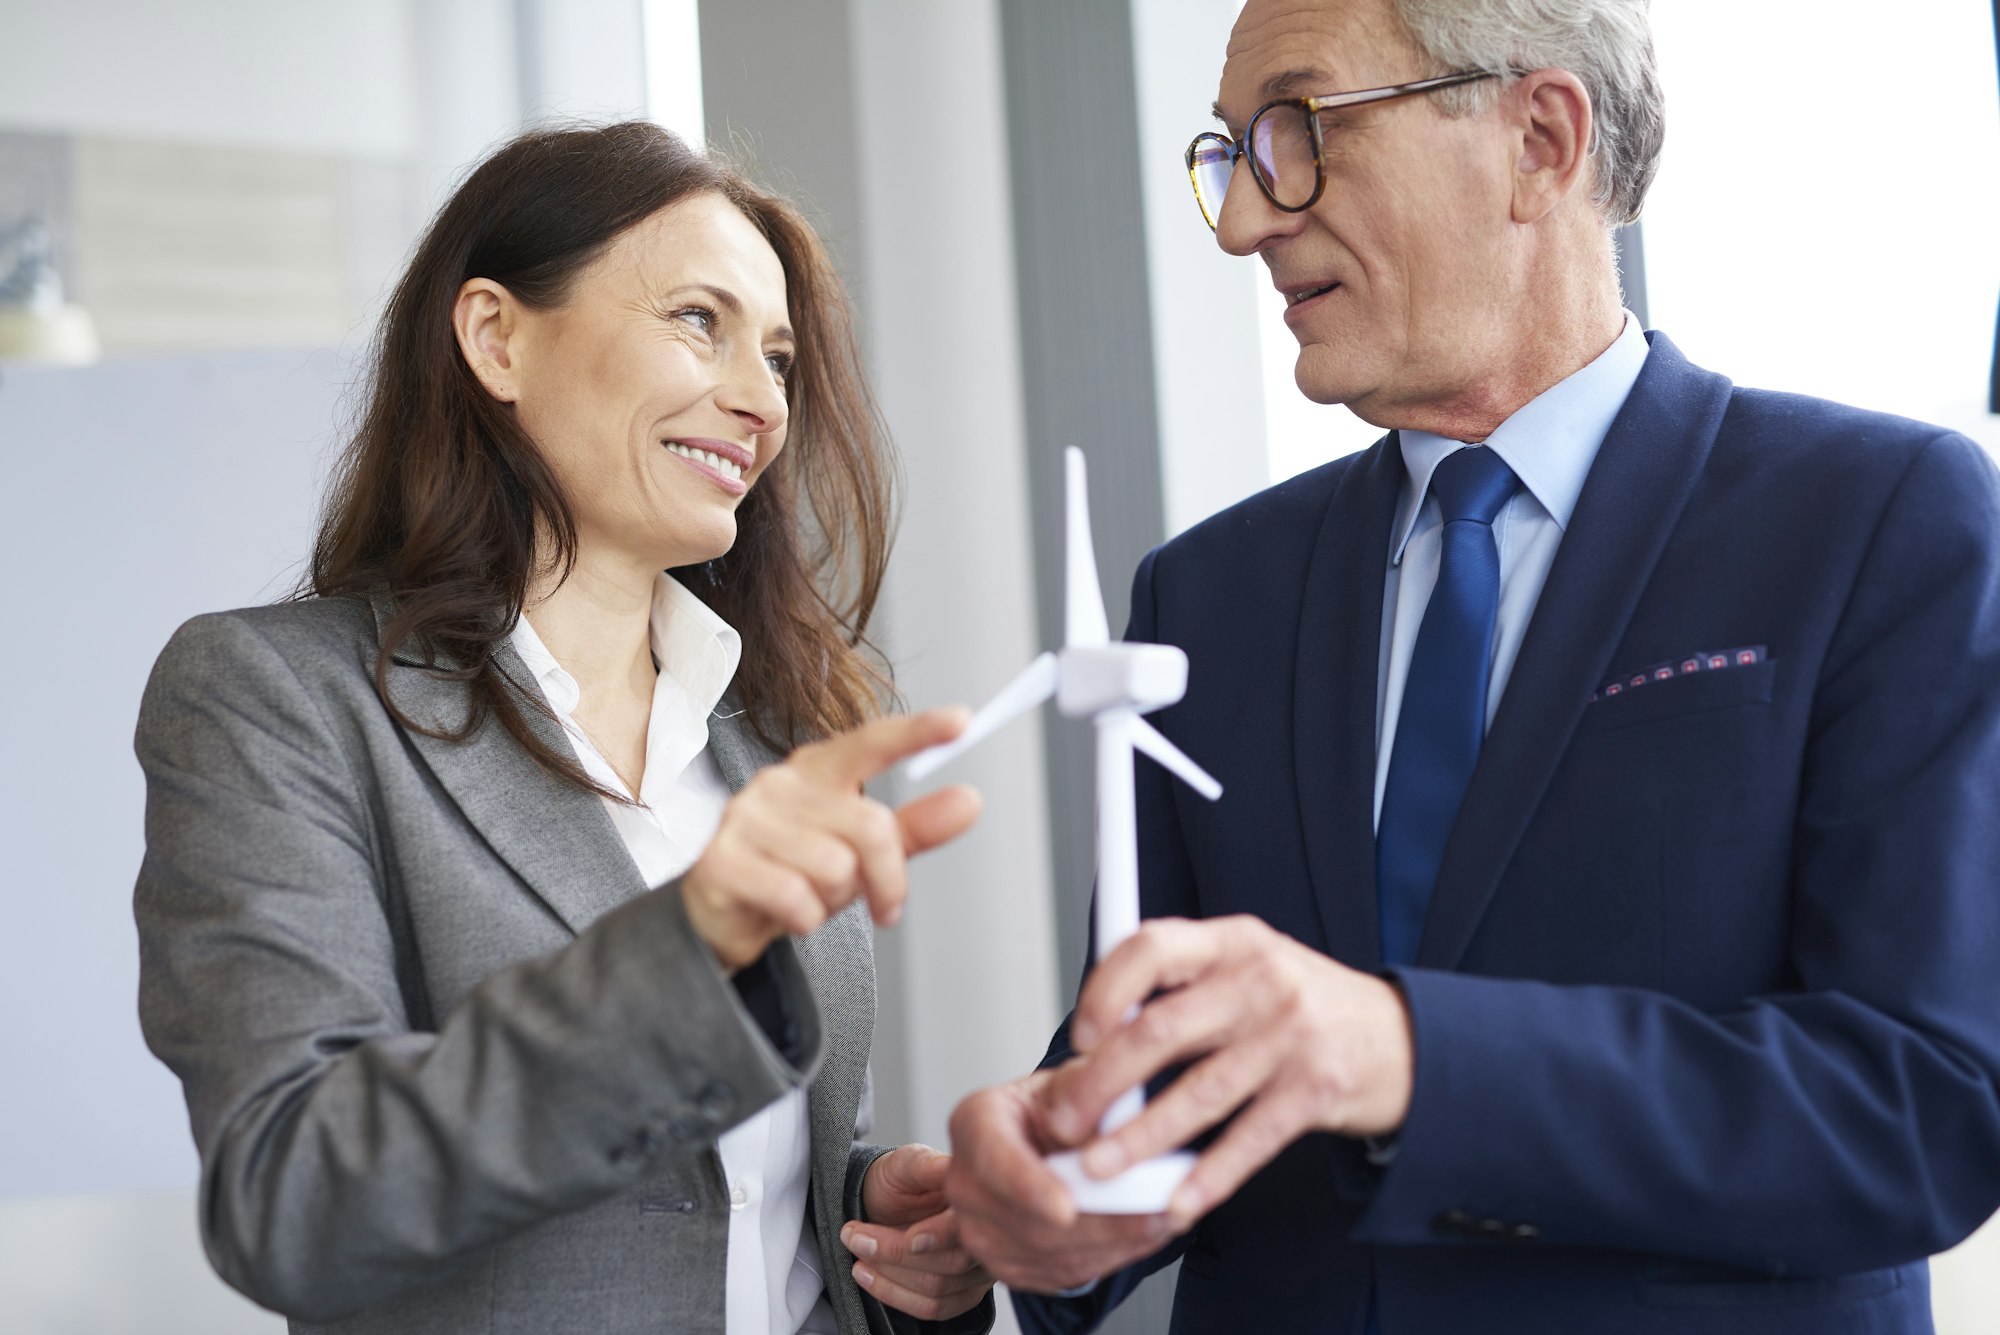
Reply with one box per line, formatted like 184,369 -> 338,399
664,442 -> 745,481
1288,282 -> 1339,306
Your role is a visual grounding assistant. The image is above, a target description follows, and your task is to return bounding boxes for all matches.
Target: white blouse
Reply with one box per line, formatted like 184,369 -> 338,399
511,573 -> 837,1335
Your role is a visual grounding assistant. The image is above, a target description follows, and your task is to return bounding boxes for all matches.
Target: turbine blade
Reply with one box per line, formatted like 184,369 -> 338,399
1129,717 -> 1223,801
905,653 -> 1060,780
1065,447 -> 1111,648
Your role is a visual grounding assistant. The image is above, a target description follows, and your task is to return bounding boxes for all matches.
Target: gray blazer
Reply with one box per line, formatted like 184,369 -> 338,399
134,593 -> 990,1334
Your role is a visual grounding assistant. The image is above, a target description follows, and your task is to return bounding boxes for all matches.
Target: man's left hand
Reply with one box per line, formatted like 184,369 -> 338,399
845,1144 -> 994,1322
1044,915 -> 1415,1230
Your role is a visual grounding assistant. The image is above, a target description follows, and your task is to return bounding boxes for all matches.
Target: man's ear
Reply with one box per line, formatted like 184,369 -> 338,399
1508,69 -> 1595,226
453,278 -> 525,403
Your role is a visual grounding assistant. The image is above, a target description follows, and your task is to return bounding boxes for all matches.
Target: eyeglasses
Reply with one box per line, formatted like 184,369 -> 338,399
1185,70 -> 1501,230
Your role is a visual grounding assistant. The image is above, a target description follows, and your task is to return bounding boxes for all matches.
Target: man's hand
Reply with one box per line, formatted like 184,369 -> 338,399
843,1144 -> 994,1322
945,1069 -> 1183,1293
682,708 -> 980,970
1046,915 -> 1414,1230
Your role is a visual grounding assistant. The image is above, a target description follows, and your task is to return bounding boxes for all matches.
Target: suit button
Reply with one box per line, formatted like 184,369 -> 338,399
1509,1224 -> 1540,1244
1476,1219 -> 1509,1242
1431,1210 -> 1472,1237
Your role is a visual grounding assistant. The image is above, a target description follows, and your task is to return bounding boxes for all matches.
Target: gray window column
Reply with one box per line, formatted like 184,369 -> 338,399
999,0 -> 1169,1001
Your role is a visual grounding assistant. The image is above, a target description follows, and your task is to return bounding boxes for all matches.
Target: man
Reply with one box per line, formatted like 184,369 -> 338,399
938,0 -> 2000,1330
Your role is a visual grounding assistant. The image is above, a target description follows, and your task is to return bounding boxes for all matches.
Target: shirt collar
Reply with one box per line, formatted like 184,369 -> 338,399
647,571 -> 741,720
507,572 -> 742,720
1389,312 -> 1650,565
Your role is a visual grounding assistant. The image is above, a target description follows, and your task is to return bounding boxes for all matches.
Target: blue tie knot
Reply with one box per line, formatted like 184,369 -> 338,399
1430,446 -> 1519,527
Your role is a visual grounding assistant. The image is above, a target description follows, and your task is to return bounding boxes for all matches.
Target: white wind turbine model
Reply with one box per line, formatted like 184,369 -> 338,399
907,446 -> 1222,1213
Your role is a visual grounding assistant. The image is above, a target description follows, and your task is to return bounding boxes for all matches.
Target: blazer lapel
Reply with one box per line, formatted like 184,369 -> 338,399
700,704 -> 872,1071
1414,333 -> 1734,969
370,593 -> 646,936
704,696 -> 780,793
1293,436 -> 1403,971
703,704 -> 874,1265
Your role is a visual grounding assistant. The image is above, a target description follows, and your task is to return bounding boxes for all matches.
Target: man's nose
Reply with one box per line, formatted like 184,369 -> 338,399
1215,158 -> 1303,258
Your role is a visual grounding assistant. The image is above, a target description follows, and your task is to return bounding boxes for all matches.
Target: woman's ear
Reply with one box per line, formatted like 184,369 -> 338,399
453,278 -> 524,403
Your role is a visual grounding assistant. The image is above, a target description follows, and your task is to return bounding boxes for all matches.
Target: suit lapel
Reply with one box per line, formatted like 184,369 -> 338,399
371,593 -> 646,936
1293,436 -> 1402,971
1414,334 -> 1734,969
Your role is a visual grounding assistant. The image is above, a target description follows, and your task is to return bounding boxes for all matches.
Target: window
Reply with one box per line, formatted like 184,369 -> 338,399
1641,1 -> 1999,455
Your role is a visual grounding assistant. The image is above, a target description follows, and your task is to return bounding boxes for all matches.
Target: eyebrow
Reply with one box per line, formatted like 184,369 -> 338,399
1212,67 -> 1338,126
669,282 -> 794,343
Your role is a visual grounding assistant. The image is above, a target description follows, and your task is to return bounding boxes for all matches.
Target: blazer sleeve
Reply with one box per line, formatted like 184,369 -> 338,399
1353,431 -> 2000,1274
133,612 -> 824,1323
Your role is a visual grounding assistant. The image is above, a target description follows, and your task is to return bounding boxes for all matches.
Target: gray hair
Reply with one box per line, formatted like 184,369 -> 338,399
1393,0 -> 1664,226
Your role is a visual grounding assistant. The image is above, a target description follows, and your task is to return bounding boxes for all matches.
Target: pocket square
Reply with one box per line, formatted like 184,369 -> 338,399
1591,645 -> 1768,703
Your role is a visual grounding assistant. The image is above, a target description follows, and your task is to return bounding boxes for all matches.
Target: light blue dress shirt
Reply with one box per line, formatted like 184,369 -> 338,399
1372,314 -> 1651,830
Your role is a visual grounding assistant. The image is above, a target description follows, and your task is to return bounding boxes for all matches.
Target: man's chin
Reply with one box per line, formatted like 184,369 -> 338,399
1292,353 -> 1371,409
1296,365 -> 1376,411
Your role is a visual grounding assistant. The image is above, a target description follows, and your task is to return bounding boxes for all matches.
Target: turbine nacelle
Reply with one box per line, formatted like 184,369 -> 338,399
1056,643 -> 1188,718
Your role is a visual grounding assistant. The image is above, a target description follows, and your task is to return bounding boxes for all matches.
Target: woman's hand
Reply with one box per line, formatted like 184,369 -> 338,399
681,708 -> 979,970
843,1145 -> 996,1322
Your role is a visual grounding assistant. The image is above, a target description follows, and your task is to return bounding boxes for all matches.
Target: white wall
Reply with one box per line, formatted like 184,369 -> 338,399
408,0 -> 525,214
1643,0 -> 2000,457
849,0 -> 1063,1159
0,1190 -> 283,1333
642,0 -> 706,152
0,348 -> 351,1330
0,349 -> 353,1198
0,0 -> 420,159
1130,0 -> 1275,534
519,0 -> 649,125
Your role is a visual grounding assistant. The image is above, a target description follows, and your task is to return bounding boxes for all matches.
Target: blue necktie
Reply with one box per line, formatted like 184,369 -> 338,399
1375,446 -> 1520,968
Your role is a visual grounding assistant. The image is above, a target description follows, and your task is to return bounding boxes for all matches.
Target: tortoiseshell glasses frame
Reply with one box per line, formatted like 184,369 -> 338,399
1185,70 -> 1502,230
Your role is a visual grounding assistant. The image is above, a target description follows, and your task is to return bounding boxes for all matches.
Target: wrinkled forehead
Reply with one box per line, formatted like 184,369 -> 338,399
609,194 -> 792,323
1215,0 -> 1422,130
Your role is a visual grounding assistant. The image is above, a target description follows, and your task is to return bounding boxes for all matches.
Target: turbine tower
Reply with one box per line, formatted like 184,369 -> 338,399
908,447 -> 1222,1212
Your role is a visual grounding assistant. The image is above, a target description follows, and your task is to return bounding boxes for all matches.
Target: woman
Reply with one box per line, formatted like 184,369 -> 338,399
133,122 -> 995,1333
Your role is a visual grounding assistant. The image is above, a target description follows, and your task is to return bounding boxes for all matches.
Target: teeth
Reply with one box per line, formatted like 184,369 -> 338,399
665,442 -> 744,481
1289,283 -> 1336,306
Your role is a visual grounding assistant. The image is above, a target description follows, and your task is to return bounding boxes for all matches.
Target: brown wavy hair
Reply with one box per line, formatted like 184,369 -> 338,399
306,121 -> 895,787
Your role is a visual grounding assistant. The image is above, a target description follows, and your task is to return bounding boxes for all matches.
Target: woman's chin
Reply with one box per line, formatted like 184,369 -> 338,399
650,525 -> 737,575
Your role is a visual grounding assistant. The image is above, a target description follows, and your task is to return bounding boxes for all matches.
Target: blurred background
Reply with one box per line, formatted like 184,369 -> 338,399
1,1 -> 1995,1331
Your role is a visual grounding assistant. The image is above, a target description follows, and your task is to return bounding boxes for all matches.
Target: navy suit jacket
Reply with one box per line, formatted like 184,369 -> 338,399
1016,334 -> 2000,1334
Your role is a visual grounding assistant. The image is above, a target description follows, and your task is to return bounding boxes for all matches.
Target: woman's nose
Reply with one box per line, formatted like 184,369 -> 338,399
721,352 -> 789,438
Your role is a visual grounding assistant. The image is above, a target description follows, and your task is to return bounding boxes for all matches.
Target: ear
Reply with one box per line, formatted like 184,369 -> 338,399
452,278 -> 525,403
1507,69 -> 1594,226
